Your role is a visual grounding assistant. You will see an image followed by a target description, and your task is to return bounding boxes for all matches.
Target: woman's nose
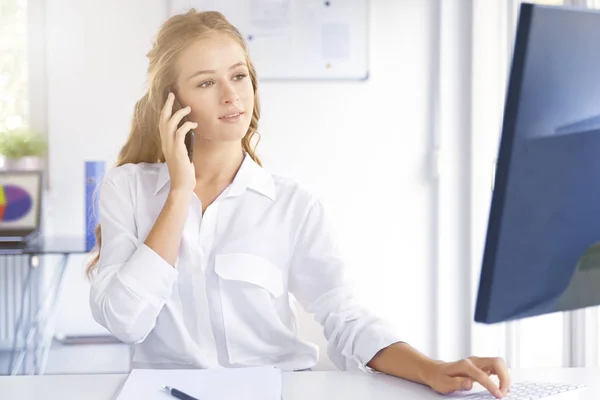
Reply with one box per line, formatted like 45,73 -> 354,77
221,82 -> 239,104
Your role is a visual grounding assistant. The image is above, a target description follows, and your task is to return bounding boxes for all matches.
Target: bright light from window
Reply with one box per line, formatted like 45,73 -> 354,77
531,0 -> 566,4
0,0 -> 29,133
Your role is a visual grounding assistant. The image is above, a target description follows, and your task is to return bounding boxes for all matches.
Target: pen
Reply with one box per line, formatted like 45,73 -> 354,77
162,385 -> 200,400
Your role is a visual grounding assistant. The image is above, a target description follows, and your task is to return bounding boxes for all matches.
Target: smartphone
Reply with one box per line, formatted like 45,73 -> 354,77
165,90 -> 195,162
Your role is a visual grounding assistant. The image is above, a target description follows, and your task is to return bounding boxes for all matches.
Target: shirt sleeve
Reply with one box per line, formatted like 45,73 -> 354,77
288,199 -> 402,373
89,169 -> 178,344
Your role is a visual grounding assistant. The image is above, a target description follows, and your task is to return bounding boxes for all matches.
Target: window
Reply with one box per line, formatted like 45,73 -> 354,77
516,314 -> 566,367
0,0 -> 28,133
588,0 -> 600,8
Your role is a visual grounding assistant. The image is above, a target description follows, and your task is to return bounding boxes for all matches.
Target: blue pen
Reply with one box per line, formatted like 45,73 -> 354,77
162,385 -> 199,400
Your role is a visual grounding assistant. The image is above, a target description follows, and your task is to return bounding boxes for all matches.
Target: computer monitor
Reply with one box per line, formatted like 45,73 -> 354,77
475,3 -> 600,324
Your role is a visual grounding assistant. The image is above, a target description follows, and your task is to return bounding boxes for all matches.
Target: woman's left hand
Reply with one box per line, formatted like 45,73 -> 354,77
426,356 -> 510,399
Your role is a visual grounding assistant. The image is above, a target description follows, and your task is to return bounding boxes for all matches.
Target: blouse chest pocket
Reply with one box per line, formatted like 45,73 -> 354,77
214,253 -> 284,297
214,253 -> 295,364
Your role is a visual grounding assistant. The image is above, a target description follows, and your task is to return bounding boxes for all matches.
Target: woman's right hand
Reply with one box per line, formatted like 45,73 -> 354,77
159,92 -> 197,193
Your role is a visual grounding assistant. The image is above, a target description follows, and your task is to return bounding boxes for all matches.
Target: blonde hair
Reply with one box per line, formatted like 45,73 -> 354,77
85,9 -> 262,277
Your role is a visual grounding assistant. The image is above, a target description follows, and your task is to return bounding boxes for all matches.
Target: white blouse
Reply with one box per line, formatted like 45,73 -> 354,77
89,153 -> 401,372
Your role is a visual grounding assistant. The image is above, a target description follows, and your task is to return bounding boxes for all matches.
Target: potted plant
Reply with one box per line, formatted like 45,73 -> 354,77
0,127 -> 48,170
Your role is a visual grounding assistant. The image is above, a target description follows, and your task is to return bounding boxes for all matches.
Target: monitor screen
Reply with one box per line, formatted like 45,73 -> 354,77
475,4 -> 600,324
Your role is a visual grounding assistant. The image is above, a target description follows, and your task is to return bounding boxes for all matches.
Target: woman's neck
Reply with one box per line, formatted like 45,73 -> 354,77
191,141 -> 245,186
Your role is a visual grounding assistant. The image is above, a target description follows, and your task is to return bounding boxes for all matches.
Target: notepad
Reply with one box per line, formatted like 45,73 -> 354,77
116,366 -> 283,400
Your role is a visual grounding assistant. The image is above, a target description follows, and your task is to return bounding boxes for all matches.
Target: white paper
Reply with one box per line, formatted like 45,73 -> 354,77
321,23 -> 350,60
116,366 -> 282,400
250,0 -> 292,30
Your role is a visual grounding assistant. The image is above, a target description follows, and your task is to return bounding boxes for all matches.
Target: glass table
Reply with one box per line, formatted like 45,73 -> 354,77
0,236 -> 89,375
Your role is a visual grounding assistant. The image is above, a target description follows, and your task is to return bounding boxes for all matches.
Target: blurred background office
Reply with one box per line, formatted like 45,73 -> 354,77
1,0 -> 600,376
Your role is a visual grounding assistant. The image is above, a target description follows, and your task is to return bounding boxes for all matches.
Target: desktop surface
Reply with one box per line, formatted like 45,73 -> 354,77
0,368 -> 599,400
0,235 -> 89,255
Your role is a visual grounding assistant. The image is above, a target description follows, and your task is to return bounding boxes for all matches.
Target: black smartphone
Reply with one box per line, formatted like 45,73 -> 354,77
165,90 -> 195,162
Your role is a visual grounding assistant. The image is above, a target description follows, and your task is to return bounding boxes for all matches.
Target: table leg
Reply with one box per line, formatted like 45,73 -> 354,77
8,256 -> 33,375
8,253 -> 70,375
36,254 -> 69,375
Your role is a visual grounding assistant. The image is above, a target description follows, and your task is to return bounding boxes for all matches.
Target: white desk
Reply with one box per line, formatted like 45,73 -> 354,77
1,368 -> 599,399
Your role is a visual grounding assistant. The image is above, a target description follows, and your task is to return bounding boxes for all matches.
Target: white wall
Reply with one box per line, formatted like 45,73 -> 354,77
49,0 -> 438,358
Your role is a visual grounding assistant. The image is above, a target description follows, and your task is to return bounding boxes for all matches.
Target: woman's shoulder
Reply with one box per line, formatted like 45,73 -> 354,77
103,162 -> 163,190
269,173 -> 321,210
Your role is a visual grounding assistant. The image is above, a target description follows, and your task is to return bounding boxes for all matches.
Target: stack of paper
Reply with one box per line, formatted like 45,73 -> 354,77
116,366 -> 282,400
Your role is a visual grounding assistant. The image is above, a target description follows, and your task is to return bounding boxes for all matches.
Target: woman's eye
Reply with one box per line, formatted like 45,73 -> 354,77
198,74 -> 246,88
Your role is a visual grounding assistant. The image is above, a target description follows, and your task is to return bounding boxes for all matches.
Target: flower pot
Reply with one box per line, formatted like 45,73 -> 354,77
1,156 -> 45,171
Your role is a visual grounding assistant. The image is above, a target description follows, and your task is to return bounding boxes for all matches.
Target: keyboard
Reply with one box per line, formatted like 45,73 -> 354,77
459,381 -> 587,399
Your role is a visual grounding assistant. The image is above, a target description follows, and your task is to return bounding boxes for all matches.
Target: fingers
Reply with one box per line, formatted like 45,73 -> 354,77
175,121 -> 198,141
435,377 -> 472,395
474,357 -> 511,395
448,377 -> 473,392
450,359 -> 503,399
160,92 -> 175,124
170,106 -> 192,128
160,93 -> 192,131
495,358 -> 510,395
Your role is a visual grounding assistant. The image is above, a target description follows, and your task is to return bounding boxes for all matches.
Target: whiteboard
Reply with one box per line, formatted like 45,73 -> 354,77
168,0 -> 369,80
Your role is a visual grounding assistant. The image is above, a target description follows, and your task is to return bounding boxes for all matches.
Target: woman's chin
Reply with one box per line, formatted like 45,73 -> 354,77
219,125 -> 252,141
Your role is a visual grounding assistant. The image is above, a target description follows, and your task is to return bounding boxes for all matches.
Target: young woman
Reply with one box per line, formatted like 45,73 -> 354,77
87,10 -> 510,399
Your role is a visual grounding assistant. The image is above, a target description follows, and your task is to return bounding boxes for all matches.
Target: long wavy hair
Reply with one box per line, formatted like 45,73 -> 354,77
85,9 -> 262,277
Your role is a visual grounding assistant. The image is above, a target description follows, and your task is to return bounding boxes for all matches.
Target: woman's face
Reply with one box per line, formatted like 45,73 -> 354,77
174,33 -> 254,144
